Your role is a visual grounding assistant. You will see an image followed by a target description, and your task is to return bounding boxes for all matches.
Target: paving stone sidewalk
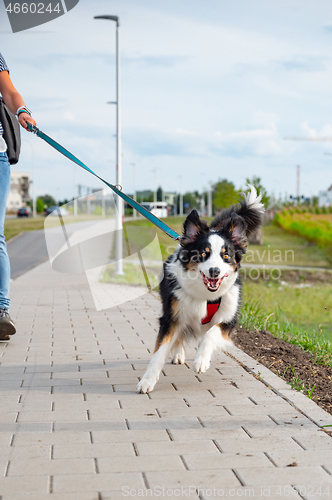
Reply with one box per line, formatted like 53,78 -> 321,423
1,257 -> 332,500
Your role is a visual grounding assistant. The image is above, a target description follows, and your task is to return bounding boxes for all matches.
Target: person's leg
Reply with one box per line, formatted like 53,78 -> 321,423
0,152 -> 15,340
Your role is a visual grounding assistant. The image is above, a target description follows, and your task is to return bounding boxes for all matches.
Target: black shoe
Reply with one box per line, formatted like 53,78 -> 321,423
0,309 -> 16,340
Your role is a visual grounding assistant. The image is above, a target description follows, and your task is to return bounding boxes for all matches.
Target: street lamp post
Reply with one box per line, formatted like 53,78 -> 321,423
152,168 -> 158,203
94,14 -> 123,275
178,175 -> 183,216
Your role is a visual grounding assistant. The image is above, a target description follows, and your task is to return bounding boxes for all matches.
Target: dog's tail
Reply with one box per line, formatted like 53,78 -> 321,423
210,184 -> 265,236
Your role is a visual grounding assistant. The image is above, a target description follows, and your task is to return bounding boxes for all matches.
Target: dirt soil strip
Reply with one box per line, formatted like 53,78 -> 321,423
231,328 -> 332,416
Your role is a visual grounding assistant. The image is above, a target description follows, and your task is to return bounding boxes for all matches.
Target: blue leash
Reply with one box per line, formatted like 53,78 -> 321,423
27,123 -> 181,241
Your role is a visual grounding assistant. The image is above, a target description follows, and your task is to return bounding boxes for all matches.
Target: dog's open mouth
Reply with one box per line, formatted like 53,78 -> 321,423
200,272 -> 229,292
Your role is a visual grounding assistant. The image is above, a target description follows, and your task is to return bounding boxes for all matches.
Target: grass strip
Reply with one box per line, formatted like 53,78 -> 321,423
239,299 -> 332,367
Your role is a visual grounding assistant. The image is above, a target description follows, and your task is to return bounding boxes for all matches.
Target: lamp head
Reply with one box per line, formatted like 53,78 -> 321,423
94,15 -> 119,26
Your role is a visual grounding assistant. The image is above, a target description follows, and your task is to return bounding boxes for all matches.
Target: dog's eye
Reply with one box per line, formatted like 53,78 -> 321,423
201,252 -> 206,258
224,254 -> 229,259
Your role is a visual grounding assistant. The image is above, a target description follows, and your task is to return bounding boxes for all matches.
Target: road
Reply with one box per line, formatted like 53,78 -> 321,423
7,230 -> 49,279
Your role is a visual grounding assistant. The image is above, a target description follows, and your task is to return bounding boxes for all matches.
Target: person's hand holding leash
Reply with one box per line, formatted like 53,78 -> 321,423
17,108 -> 36,131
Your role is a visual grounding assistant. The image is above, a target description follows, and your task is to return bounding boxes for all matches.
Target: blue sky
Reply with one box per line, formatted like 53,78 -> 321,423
1,0 -> 332,201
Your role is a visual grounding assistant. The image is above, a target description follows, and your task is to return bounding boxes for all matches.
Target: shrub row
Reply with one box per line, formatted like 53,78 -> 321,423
284,206 -> 332,216
275,212 -> 332,264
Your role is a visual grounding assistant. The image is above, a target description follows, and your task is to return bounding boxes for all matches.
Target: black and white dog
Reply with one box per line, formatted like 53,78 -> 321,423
137,186 -> 264,393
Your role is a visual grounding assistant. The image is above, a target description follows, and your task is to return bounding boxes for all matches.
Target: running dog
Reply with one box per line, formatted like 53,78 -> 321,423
137,185 -> 264,393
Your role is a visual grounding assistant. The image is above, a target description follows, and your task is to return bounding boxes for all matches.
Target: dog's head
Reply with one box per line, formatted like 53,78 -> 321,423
177,209 -> 247,295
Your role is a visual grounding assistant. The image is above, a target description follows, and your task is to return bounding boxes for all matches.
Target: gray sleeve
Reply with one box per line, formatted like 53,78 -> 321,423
0,53 -> 9,73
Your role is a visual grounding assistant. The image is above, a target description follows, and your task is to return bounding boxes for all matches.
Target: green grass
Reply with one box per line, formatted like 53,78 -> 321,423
4,217 -> 46,241
241,274 -> 332,339
239,299 -> 332,367
281,366 -> 316,398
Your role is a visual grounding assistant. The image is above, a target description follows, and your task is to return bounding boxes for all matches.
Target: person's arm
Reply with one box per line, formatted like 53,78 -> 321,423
0,70 -> 36,130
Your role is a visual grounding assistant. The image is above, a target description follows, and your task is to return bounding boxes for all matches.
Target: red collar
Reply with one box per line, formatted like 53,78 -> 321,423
201,298 -> 222,325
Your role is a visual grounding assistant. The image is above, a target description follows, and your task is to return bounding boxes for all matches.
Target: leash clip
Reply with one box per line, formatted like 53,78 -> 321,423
27,123 -> 38,135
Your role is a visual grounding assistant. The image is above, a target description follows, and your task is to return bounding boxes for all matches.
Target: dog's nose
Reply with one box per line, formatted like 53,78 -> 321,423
209,267 -> 220,278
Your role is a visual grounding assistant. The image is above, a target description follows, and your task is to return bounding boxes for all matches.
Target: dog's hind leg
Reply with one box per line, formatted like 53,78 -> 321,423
171,339 -> 186,365
137,326 -> 178,393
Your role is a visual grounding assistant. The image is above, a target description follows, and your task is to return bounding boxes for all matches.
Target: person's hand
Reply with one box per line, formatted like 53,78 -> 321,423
18,113 -> 36,131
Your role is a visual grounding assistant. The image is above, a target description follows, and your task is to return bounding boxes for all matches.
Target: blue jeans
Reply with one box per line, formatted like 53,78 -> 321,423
0,152 -> 11,310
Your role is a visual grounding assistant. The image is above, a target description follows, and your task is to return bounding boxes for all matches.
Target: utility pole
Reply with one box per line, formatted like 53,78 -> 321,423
208,182 -> 213,217
178,176 -> 183,216
200,195 -> 205,216
102,188 -> 106,217
297,165 -> 300,203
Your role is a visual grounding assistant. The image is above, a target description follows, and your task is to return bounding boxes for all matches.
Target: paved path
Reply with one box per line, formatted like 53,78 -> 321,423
1,247 -> 332,499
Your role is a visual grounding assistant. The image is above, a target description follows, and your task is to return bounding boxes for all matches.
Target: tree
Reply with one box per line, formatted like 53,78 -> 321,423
157,186 -> 163,202
36,197 -> 45,213
58,199 -> 69,206
213,179 -> 239,211
245,176 -> 270,207
136,190 -> 153,203
39,194 -> 56,208
183,192 -> 199,211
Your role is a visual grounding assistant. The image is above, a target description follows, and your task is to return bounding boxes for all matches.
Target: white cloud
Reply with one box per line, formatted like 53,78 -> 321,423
300,121 -> 332,138
212,114 -> 281,157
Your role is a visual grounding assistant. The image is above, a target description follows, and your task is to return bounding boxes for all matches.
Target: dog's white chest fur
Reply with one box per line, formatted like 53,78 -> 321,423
174,288 -> 207,328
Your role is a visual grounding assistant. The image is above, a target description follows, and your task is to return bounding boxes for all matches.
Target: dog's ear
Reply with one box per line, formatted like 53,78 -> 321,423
225,213 -> 248,253
182,210 -> 208,243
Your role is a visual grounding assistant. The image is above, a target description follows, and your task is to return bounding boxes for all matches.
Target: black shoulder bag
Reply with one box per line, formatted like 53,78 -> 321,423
0,98 -> 21,165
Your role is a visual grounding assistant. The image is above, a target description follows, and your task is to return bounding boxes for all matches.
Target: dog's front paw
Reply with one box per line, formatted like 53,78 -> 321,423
193,352 -> 211,374
137,376 -> 157,394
